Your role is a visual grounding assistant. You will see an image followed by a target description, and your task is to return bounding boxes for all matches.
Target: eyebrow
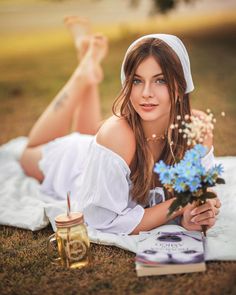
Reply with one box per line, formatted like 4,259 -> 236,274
134,73 -> 164,78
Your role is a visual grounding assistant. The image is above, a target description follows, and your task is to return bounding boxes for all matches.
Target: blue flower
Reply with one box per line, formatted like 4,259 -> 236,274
195,164 -> 206,177
214,164 -> 224,175
154,161 -> 174,185
187,176 -> 201,192
153,143 -> 225,215
159,169 -> 173,185
203,164 -> 224,184
183,159 -> 193,169
203,170 -> 216,185
186,168 -> 196,180
193,144 -> 208,157
183,144 -> 207,164
173,162 -> 186,176
153,145 -> 224,195
173,177 -> 187,193
154,161 -> 167,174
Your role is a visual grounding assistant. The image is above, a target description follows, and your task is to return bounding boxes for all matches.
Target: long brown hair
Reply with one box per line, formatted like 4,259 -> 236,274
112,38 -> 191,205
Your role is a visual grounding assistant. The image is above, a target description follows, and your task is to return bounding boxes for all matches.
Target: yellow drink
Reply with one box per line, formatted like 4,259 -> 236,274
48,212 -> 90,269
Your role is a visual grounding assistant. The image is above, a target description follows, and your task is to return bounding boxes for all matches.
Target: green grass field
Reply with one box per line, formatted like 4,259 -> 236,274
1,9 -> 236,295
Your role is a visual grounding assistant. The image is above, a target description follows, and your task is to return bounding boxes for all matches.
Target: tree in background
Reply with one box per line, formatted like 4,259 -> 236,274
47,0 -> 197,14
131,0 -> 196,14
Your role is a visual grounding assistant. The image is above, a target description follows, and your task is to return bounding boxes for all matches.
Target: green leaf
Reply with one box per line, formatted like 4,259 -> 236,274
216,177 -> 225,184
168,192 -> 194,216
199,191 -> 217,202
168,198 -> 182,216
206,191 -> 217,198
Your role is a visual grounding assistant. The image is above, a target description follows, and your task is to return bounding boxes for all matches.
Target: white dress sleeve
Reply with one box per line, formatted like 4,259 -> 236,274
74,138 -> 145,234
201,146 -> 215,170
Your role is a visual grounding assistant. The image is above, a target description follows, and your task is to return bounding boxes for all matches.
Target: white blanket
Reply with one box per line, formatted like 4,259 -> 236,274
0,137 -> 236,260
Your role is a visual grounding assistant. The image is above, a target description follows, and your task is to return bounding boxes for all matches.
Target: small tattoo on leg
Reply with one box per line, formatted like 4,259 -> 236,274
54,92 -> 68,110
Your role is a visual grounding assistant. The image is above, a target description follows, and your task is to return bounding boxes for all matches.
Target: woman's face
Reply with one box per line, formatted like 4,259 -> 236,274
130,56 -> 171,124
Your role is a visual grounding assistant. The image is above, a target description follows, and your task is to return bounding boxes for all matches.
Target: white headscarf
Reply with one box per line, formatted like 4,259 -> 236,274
120,34 -> 194,94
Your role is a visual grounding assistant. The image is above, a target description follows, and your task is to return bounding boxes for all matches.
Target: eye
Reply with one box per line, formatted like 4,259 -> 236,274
156,78 -> 167,85
133,78 -> 142,85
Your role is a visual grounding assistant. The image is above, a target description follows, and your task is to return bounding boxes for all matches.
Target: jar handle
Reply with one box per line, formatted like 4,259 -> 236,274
47,233 -> 61,264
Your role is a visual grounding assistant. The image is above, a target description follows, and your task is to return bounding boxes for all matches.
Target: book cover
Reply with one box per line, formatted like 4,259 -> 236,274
135,231 -> 206,276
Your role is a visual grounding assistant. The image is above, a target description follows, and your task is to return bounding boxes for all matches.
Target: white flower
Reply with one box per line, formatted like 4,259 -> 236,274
221,111 -> 225,117
180,110 -> 220,147
184,114 -> 190,120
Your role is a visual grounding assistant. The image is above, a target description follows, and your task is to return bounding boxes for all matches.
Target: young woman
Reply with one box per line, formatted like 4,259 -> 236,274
20,18 -> 221,235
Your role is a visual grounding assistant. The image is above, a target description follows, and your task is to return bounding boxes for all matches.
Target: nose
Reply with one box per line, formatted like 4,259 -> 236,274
142,83 -> 153,99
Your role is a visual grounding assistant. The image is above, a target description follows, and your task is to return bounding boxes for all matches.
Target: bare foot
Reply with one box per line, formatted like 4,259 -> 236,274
64,16 -> 91,60
85,34 -> 108,64
76,35 -> 108,84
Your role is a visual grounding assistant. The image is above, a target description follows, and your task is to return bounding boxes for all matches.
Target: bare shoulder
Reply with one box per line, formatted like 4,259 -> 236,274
191,109 -> 213,150
96,115 -> 136,165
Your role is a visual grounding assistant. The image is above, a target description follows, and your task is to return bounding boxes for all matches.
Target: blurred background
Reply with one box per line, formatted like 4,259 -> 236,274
0,0 -> 235,155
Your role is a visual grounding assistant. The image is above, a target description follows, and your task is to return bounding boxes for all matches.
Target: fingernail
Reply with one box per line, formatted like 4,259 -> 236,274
191,217 -> 196,223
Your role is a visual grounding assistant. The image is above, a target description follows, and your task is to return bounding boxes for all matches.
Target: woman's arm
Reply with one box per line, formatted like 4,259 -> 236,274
131,198 -> 184,234
131,197 -> 221,235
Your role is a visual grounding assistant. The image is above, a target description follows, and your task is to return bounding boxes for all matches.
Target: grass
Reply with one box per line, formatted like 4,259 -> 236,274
0,10 -> 236,295
1,226 -> 236,295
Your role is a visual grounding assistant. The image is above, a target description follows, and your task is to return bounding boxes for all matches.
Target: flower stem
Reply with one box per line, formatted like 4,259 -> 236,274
202,224 -> 207,237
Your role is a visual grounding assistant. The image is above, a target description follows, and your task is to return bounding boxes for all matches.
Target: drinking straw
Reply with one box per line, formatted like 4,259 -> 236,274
67,191 -> 71,218
66,191 -> 71,267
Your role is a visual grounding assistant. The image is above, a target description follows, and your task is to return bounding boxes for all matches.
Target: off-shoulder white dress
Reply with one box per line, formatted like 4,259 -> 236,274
39,132 -> 215,234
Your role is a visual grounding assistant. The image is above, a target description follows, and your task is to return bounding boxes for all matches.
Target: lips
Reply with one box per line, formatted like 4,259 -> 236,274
140,103 -> 158,111
140,103 -> 158,107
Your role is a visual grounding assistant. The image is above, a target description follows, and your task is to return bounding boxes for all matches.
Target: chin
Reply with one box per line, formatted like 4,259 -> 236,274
139,109 -> 170,122
139,113 -> 162,122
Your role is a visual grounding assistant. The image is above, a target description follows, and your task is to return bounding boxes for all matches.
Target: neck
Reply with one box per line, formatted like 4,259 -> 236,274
141,116 -> 169,140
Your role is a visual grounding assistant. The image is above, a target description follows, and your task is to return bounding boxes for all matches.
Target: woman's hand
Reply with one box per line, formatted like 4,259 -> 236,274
180,198 -> 221,232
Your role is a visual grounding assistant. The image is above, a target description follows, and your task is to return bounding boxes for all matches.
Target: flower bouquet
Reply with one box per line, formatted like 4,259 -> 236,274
154,111 -> 225,235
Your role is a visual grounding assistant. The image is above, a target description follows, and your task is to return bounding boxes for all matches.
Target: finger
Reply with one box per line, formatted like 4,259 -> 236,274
215,208 -> 220,215
208,198 -> 221,209
207,198 -> 220,209
215,199 -> 221,208
191,210 -> 215,223
190,203 -> 212,216
193,217 -> 216,227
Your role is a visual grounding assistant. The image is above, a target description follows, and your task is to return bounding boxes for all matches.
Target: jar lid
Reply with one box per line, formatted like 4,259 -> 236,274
55,212 -> 84,228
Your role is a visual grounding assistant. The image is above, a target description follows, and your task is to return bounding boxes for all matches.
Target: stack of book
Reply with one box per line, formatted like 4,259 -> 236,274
135,231 -> 206,276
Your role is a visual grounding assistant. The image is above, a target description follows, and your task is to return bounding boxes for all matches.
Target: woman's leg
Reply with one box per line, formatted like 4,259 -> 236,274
27,35 -> 107,148
64,17 -> 107,134
71,85 -> 102,134
64,16 -> 91,62
20,25 -> 108,180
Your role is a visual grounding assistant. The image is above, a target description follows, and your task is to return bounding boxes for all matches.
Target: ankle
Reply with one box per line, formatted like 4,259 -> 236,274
72,67 -> 101,87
